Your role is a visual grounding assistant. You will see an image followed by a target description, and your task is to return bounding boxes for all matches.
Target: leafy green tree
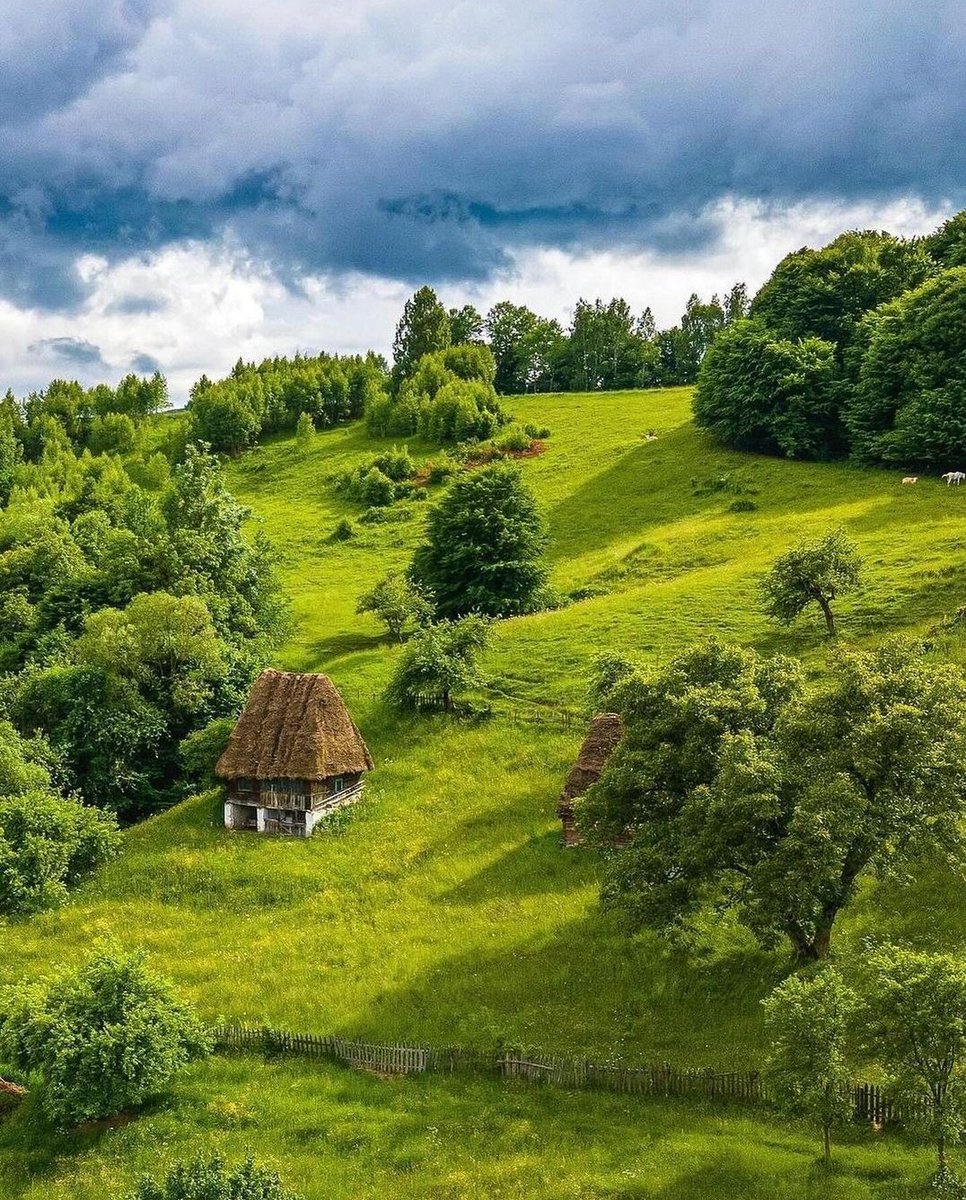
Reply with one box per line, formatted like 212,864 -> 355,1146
186,387 -> 260,456
750,230 -> 934,352
0,792 -> 120,916
694,320 -> 840,458
385,616 -> 489,712
0,406 -> 19,506
356,573 -> 432,640
724,281 -> 750,324
760,528 -> 862,637
127,1155 -> 301,1200
448,304 -> 484,345
410,463 -> 547,619
295,411 -> 314,443
863,947 -> 966,1183
563,298 -> 659,391
925,208 -> 966,269
844,267 -> 966,467
179,717 -> 235,790
763,969 -> 859,1164
391,286 -> 451,390
582,639 -> 966,960
0,947 -> 210,1127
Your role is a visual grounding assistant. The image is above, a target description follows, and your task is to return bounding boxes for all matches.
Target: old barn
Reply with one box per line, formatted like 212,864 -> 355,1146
216,669 -> 373,836
557,712 -> 624,846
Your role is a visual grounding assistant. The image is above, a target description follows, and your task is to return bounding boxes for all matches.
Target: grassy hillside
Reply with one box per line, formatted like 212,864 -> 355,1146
0,1055 -> 936,1200
3,386 -> 966,1195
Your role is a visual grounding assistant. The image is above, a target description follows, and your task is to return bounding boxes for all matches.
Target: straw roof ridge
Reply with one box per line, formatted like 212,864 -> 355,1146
216,669 -> 373,781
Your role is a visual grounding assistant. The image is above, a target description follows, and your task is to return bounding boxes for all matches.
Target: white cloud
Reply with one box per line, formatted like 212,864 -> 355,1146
0,194 -> 949,405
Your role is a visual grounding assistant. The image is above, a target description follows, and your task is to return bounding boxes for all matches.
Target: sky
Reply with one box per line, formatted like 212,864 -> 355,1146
1,0 -> 964,403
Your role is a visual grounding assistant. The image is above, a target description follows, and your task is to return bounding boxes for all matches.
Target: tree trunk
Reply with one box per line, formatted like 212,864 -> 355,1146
817,593 -> 836,638
786,909 -> 836,961
442,689 -> 451,713
822,1119 -> 832,1167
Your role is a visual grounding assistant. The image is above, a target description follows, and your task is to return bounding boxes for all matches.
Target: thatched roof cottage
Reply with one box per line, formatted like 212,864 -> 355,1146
557,712 -> 624,846
216,669 -> 373,836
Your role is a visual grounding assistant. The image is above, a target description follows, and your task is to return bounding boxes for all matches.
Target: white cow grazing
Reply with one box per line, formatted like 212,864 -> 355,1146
942,471 -> 966,486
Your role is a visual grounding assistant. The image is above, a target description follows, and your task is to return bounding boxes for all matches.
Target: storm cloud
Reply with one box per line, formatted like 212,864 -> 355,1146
1,0 -> 965,311
28,335 -> 107,367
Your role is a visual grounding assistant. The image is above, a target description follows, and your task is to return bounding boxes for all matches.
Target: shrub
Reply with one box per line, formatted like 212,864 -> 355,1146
0,791 -> 121,916
727,498 -> 757,513
424,455 -> 458,485
127,1154 -> 301,1200
524,422 -> 551,439
0,946 -> 211,1127
358,466 -> 396,507
495,423 -> 533,453
331,517 -> 356,541
295,412 -> 314,442
179,717 -> 234,789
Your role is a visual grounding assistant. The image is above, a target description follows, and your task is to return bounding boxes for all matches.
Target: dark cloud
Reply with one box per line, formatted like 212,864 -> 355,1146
130,352 -> 161,373
28,336 -> 107,366
1,0 -> 965,310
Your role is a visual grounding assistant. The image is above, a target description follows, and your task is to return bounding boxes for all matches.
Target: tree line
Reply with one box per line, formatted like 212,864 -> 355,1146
695,210 -> 966,471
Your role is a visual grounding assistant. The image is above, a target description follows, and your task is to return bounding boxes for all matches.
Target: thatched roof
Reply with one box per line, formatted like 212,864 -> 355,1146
216,670 -> 373,782
558,713 -> 624,815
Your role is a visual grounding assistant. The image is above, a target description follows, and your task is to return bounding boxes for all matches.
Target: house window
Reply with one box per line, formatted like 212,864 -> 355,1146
332,777 -> 345,794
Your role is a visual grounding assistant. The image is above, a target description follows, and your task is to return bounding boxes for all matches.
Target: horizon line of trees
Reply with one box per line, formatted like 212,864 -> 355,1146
694,209 -> 966,472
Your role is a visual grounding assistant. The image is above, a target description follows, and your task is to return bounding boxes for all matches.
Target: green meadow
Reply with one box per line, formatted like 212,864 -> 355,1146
4,386 -> 966,1195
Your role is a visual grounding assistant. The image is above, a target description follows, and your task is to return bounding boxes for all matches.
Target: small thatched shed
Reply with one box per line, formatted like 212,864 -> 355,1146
216,669 -> 373,836
557,712 -> 624,847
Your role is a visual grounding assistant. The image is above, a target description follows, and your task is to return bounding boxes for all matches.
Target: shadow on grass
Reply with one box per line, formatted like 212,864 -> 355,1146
439,831 -> 599,905
338,904 -> 787,1066
0,1092 -> 167,1198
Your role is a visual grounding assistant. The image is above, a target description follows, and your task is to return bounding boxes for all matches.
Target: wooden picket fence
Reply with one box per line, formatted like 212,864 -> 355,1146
210,1025 -> 926,1126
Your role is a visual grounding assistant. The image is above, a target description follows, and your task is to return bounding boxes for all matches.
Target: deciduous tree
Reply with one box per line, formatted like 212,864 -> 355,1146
409,463 -> 547,619
760,528 -> 862,637
385,616 -> 489,712
763,969 -> 858,1164
582,639 -> 966,960
863,947 -> 966,1185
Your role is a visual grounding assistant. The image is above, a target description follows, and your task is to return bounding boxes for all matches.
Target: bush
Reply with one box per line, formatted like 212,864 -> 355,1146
358,466 -> 396,507
424,455 -> 458,485
0,791 -> 121,916
0,946 -> 211,1127
330,517 -> 356,541
495,423 -> 533,453
727,498 -> 758,513
359,506 -> 413,526
295,412 -> 314,442
127,1154 -> 301,1200
524,422 -> 551,439
179,717 -> 234,789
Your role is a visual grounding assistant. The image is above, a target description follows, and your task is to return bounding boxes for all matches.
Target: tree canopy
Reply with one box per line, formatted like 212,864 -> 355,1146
580,639 -> 966,960
760,528 -> 862,637
409,462 -> 547,619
